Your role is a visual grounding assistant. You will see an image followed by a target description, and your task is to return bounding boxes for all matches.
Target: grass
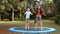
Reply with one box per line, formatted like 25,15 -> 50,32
0,20 -> 60,34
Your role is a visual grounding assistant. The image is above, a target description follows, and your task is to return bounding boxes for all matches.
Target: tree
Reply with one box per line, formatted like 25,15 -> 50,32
53,0 -> 60,25
17,1 -> 26,21
0,0 -> 34,21
7,0 -> 17,21
0,5 -> 5,21
45,0 -> 54,14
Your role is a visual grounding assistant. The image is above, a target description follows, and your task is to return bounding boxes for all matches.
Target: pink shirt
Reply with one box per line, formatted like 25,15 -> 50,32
36,10 -> 41,17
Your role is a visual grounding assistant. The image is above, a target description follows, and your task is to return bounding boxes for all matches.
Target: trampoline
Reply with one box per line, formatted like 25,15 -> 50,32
9,27 -> 56,34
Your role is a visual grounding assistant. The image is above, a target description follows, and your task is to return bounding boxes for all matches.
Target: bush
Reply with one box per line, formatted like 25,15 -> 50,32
20,17 -> 25,21
54,15 -> 60,25
14,17 -> 20,21
53,0 -> 60,25
54,16 -> 58,24
14,16 -> 25,21
58,20 -> 60,25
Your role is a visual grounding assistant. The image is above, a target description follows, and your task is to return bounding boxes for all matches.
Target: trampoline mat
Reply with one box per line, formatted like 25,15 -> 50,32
14,27 -> 50,31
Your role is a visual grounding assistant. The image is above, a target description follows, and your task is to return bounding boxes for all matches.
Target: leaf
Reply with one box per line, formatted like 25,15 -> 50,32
0,5 -> 5,10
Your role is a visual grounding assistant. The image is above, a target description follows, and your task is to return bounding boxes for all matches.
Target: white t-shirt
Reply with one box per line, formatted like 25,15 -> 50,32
25,11 -> 32,18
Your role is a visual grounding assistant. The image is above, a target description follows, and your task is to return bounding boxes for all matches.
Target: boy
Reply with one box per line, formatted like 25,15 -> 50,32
25,7 -> 32,29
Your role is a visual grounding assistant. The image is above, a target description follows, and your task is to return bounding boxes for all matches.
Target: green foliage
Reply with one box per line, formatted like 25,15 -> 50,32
45,0 -> 53,7
0,0 -> 26,21
54,16 -> 60,25
5,3 -> 13,10
14,17 -> 20,21
0,5 -> 5,10
14,17 -> 25,21
8,0 -> 15,4
53,0 -> 60,25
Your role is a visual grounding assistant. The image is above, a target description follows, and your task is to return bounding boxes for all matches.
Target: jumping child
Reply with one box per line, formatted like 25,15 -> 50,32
25,7 -> 32,29
33,5 -> 46,30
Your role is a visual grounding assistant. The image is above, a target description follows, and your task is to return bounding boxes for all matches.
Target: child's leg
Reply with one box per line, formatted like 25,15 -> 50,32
27,18 -> 29,29
40,21 -> 42,30
35,17 -> 38,30
25,23 -> 27,29
25,18 -> 28,29
35,22 -> 38,30
39,17 -> 43,30
25,18 -> 29,29
27,23 -> 29,29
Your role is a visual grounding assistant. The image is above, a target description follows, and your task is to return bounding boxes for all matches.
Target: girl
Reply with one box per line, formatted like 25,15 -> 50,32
33,5 -> 46,30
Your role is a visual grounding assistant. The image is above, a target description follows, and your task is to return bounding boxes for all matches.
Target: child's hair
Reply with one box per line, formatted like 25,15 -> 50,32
27,7 -> 30,9
35,6 -> 43,15
26,7 -> 30,10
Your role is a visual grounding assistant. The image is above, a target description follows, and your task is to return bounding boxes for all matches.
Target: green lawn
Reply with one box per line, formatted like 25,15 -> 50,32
0,20 -> 60,34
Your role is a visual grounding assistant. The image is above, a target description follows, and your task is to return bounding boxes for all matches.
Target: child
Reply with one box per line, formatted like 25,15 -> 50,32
33,5 -> 46,30
25,7 -> 32,29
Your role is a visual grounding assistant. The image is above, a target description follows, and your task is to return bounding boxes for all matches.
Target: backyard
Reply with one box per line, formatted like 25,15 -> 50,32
0,0 -> 60,34
0,20 -> 60,34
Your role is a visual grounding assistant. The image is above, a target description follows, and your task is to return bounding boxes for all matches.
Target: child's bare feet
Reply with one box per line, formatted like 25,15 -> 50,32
40,28 -> 43,30
35,27 -> 37,30
25,27 -> 27,29
28,27 -> 29,29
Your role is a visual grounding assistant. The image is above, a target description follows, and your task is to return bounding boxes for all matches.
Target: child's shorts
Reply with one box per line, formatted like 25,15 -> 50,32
26,18 -> 29,23
36,17 -> 42,22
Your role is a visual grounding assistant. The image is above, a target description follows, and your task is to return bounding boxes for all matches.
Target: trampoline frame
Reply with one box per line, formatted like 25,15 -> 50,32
9,27 -> 56,34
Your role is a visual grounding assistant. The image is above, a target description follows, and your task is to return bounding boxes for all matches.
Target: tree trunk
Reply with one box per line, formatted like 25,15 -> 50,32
0,14 -> 1,21
20,8 -> 21,21
12,8 -> 14,21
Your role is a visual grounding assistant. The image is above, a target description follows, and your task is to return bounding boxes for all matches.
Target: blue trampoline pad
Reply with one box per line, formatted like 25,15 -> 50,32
9,27 -> 56,33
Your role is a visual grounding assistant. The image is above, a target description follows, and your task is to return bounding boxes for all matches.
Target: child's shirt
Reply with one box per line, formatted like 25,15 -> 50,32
36,11 -> 42,18
25,11 -> 32,18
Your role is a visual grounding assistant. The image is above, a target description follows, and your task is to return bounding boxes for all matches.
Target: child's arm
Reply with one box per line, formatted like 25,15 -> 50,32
32,10 -> 36,14
42,12 -> 46,16
25,11 -> 27,14
24,11 -> 27,16
30,12 -> 33,15
41,8 -> 45,13
31,13 -> 33,15
41,8 -> 46,16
